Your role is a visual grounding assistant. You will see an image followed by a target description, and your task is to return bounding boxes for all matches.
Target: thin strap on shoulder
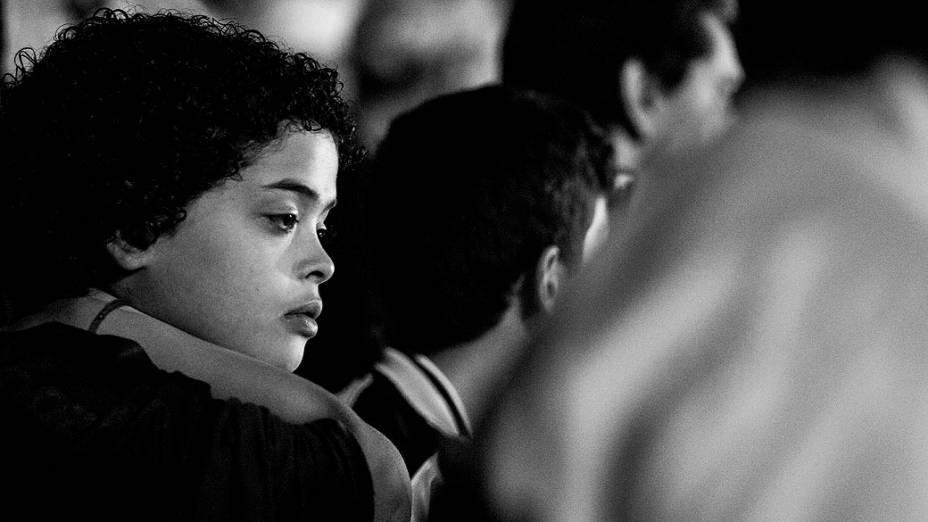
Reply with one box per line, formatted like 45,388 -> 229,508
374,348 -> 472,438
408,355 -> 472,439
88,298 -> 129,333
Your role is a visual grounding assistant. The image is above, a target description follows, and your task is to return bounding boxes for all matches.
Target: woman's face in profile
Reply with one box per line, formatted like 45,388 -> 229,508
121,130 -> 338,371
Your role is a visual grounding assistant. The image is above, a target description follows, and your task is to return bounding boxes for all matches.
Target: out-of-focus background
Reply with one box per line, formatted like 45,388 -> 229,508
1,0 -> 511,149
1,0 -> 512,390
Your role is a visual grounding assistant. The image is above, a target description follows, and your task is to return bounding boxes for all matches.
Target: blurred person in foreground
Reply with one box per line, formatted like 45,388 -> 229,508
436,1 -> 928,520
0,10 -> 408,520
503,0 -> 743,210
344,85 -> 614,520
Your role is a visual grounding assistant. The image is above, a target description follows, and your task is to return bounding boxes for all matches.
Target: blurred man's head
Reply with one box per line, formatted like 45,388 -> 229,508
366,85 -> 614,356
350,0 -> 507,148
503,0 -> 742,175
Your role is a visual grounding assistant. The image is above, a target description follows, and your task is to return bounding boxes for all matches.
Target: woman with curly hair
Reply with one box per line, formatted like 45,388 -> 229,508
0,9 -> 409,521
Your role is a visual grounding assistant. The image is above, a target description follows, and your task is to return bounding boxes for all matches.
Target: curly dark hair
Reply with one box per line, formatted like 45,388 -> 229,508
0,9 -> 362,318
365,85 -> 614,355
503,0 -> 737,136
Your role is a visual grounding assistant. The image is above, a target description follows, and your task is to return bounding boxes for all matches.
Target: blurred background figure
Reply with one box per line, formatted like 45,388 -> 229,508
347,84 -> 613,520
3,1 -> 218,74
349,0 -> 509,148
2,0 -> 510,126
503,0 -> 742,209
1,0 -> 365,76
441,1 -> 928,521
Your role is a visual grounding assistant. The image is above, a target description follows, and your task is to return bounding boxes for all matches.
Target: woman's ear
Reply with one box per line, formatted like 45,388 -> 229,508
105,233 -> 155,272
534,245 -> 564,314
619,58 -> 666,141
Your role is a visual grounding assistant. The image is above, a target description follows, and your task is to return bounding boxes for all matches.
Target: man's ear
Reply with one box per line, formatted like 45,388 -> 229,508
105,233 -> 156,272
619,58 -> 666,141
534,245 -> 564,314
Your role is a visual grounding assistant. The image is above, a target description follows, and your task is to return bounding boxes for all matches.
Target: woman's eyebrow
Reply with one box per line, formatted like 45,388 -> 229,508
262,179 -> 337,211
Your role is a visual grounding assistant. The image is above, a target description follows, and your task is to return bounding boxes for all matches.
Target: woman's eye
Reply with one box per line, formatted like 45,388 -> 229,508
268,213 -> 300,232
317,226 -> 337,246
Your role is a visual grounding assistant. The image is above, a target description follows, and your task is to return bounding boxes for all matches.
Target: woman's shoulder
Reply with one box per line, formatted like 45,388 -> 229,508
1,321 -> 381,520
4,300 -> 411,520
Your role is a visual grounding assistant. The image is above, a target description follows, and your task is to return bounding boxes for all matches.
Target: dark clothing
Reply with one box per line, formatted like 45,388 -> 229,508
348,348 -> 469,479
347,348 -> 470,521
353,370 -> 445,476
428,436 -> 497,522
0,322 -> 373,521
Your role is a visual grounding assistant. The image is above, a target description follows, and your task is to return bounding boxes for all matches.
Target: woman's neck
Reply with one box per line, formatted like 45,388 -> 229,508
13,290 -> 257,371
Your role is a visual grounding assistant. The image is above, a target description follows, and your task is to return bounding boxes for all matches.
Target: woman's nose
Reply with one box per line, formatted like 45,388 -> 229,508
297,233 -> 335,283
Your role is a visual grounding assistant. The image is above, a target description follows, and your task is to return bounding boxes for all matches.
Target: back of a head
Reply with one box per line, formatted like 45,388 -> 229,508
737,2 -> 923,92
366,85 -> 612,355
502,0 -> 737,133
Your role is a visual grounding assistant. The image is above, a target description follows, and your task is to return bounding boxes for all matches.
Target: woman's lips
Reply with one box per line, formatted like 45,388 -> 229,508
283,312 -> 318,338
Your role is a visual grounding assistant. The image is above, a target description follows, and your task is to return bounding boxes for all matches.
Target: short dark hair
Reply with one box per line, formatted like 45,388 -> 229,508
503,0 -> 737,135
0,9 -> 361,317
366,85 -> 613,355
736,2 -> 928,91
